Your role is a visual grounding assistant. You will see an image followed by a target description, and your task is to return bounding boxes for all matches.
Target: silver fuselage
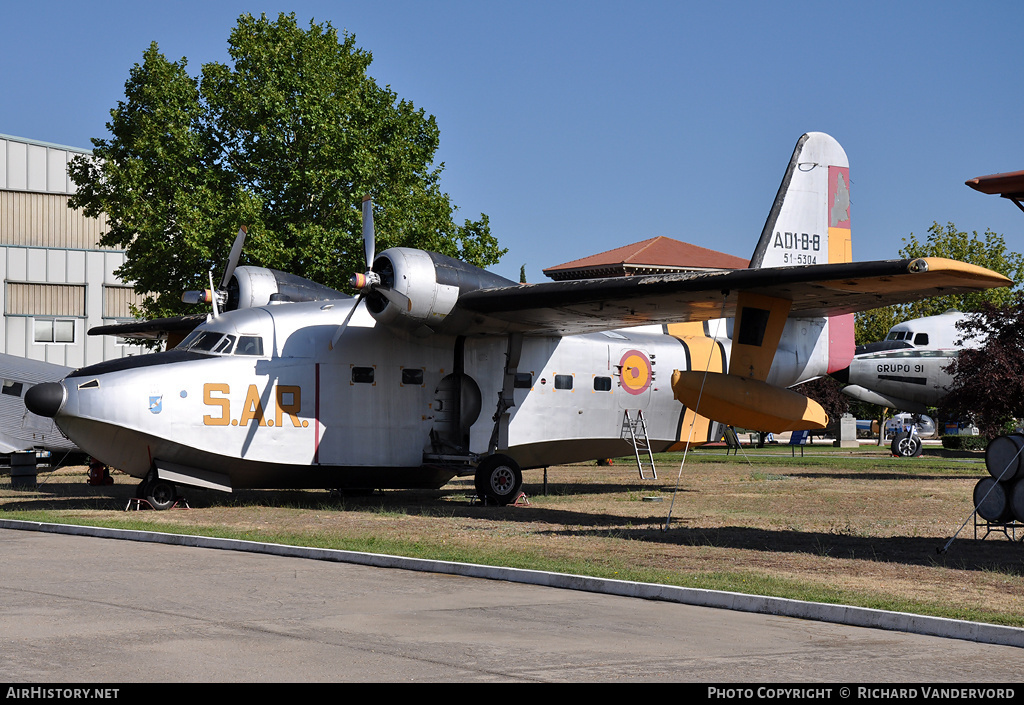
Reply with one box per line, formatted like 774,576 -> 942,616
49,299 -> 832,489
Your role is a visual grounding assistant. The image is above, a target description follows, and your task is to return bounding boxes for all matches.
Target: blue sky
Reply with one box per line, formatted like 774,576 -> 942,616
2,1 -> 1022,283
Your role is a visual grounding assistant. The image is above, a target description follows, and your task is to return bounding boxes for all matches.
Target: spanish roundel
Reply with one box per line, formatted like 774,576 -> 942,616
619,350 -> 652,395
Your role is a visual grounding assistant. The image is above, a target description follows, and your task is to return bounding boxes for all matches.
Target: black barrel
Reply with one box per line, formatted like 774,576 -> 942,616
985,434 -> 1024,482
974,477 -> 1013,523
1010,478 -> 1024,524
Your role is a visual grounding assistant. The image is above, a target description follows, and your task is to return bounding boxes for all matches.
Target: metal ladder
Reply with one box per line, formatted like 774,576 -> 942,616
621,410 -> 657,480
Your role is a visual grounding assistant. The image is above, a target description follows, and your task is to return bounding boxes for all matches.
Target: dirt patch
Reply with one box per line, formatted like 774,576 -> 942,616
3,446 -> 1022,622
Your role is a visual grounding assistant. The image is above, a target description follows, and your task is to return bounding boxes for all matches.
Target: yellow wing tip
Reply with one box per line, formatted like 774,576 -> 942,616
917,257 -> 1013,286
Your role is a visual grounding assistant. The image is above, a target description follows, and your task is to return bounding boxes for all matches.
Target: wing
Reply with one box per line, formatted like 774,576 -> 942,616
455,257 -> 1010,336
89,314 -> 208,341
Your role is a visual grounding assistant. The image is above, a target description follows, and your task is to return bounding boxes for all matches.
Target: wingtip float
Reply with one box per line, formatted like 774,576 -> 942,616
670,370 -> 829,433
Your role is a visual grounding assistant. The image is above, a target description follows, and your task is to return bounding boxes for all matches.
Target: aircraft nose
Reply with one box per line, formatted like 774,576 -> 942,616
25,382 -> 66,418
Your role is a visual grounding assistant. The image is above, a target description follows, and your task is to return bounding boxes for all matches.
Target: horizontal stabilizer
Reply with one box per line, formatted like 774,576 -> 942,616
671,370 -> 829,433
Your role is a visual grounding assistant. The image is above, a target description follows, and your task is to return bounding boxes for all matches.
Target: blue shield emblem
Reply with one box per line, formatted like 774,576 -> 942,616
149,395 -> 163,414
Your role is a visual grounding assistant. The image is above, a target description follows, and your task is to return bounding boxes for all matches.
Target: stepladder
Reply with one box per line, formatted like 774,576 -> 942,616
621,409 -> 657,480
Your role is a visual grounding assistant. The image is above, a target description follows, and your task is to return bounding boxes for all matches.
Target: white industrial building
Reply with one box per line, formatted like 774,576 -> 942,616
0,133 -> 147,367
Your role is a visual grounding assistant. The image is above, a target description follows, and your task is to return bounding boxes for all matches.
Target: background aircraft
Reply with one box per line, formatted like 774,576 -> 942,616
833,310 -> 977,415
832,310 -> 982,457
25,133 -> 1010,508
0,353 -> 76,456
835,168 -> 1024,455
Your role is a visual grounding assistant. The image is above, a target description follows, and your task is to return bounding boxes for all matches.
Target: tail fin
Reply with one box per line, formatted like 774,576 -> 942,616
746,132 -> 855,374
748,132 -> 851,269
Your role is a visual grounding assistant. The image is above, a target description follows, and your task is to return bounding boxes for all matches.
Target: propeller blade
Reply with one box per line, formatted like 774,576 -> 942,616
376,286 -> 411,312
208,270 -> 220,317
219,225 -> 248,290
362,195 -> 375,268
329,294 -> 363,350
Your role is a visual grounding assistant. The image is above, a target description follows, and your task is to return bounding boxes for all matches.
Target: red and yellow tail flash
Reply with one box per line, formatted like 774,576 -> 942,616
671,370 -> 828,433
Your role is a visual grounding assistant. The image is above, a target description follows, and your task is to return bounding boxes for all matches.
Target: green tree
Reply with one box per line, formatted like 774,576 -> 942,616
68,12 -> 505,319
854,222 -> 1023,344
939,298 -> 1024,439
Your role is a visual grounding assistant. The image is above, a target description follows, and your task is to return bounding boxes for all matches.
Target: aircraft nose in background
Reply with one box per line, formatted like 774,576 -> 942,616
26,382 -> 66,418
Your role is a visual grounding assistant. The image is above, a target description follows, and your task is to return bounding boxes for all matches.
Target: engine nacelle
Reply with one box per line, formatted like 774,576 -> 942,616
226,266 -> 346,311
365,248 -> 514,333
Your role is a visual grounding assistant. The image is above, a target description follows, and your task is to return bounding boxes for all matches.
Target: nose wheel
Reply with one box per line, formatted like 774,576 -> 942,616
891,431 -> 923,457
474,454 -> 523,506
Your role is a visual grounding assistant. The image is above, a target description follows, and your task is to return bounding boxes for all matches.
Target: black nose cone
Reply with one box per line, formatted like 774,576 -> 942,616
26,382 -> 66,418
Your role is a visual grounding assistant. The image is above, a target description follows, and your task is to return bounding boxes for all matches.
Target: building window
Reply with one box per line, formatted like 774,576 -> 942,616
34,318 -> 75,344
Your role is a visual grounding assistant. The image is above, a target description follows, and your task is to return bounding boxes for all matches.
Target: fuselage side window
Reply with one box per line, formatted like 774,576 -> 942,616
2,380 -> 24,397
513,373 -> 532,389
593,376 -> 612,392
401,368 -> 424,386
352,366 -> 375,384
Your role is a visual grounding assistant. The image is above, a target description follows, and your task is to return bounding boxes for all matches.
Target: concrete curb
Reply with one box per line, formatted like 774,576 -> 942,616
3,518 -> 1021,649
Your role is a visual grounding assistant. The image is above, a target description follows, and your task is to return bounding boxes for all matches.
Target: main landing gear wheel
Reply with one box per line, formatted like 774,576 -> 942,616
474,454 -> 523,506
891,431 -> 923,458
138,477 -> 178,510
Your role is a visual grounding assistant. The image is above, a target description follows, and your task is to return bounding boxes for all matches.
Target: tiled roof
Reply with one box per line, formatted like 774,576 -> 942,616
543,236 -> 749,280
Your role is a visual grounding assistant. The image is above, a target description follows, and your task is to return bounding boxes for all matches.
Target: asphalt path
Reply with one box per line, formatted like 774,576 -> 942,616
0,528 -> 1019,683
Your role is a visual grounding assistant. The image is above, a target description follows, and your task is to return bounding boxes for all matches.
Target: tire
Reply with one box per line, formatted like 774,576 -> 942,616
475,455 -> 523,506
891,432 -> 922,458
144,479 -> 177,510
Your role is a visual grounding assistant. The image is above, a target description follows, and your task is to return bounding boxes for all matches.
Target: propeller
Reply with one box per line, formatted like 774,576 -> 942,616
330,195 -> 409,349
330,197 -> 376,350
183,226 -> 248,316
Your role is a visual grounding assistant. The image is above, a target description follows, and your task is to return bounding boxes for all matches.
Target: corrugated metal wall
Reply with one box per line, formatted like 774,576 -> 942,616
5,283 -> 87,316
0,191 -> 108,249
103,285 -> 143,319
0,134 -> 149,367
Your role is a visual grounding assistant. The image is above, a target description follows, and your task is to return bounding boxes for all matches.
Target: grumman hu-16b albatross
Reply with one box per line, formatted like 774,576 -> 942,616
26,133 -> 1010,509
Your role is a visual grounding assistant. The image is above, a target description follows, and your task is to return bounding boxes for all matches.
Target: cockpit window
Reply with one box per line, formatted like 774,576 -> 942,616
189,332 -> 225,352
175,330 -> 202,350
235,336 -> 264,356
914,333 -> 929,346
213,335 -> 236,354
174,328 -> 265,357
